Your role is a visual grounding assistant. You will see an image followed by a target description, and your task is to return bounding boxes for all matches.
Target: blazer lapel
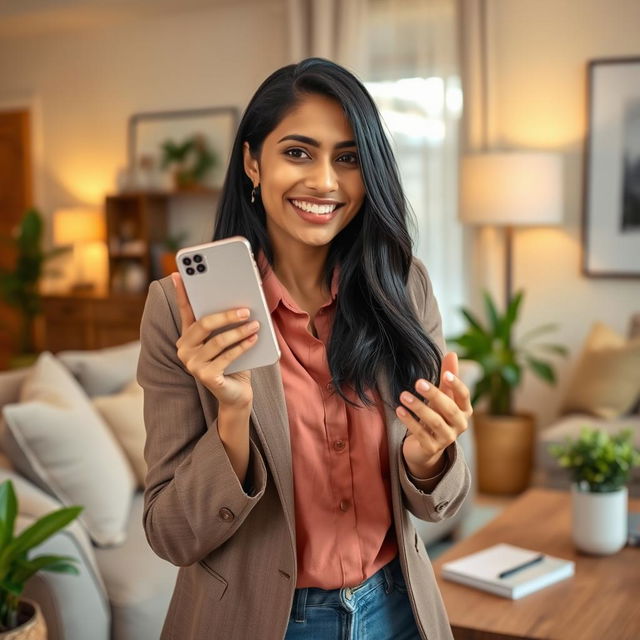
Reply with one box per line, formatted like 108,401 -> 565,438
249,363 -> 296,545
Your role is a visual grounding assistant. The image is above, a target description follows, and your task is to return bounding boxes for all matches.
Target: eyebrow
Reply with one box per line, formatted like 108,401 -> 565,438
277,134 -> 357,150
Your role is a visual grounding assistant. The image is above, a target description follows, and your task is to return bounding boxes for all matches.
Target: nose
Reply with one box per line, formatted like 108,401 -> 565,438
305,157 -> 338,193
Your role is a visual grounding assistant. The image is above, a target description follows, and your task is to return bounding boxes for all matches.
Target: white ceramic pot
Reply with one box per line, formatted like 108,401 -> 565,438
571,482 -> 628,555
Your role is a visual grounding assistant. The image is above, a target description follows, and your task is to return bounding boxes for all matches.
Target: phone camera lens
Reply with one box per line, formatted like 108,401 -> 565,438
182,257 -> 192,266
196,263 -> 206,273
186,267 -> 195,276
193,254 -> 203,263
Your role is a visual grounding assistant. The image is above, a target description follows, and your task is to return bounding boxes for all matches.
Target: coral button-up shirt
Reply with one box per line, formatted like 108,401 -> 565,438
258,253 -> 398,589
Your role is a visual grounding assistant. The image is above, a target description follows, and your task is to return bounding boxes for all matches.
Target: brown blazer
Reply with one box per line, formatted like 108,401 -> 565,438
137,257 -> 471,640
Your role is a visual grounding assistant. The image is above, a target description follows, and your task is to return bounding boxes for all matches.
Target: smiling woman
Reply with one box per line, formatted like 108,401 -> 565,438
138,57 -> 472,640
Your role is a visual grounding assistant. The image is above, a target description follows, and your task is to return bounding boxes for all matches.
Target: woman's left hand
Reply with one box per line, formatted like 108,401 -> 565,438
397,351 -> 473,479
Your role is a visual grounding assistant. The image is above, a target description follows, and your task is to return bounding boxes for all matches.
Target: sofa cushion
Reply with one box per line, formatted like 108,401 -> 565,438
93,379 -> 146,488
1,352 -> 136,547
57,341 -> 141,397
94,493 -> 177,640
561,322 -> 640,419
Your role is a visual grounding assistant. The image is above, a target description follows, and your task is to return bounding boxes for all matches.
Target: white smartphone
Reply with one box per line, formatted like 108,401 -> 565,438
175,236 -> 281,374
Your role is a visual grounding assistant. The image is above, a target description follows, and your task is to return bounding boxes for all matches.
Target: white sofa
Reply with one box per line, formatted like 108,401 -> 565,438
0,344 -> 479,640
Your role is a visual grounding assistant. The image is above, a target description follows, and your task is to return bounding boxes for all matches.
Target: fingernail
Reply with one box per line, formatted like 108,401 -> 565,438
445,371 -> 455,382
237,308 -> 250,318
397,407 -> 408,417
417,380 -> 430,393
170,273 -> 177,287
402,392 -> 415,403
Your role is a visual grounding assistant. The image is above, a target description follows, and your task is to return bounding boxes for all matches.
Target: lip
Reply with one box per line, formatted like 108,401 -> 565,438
288,199 -> 343,225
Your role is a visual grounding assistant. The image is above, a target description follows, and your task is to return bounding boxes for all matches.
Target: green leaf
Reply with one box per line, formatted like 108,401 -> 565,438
525,356 -> 556,383
482,290 -> 501,335
0,481 -> 17,549
518,322 -> 559,345
0,506 -> 82,570
533,343 -> 569,356
460,308 -> 486,334
504,290 -> 524,331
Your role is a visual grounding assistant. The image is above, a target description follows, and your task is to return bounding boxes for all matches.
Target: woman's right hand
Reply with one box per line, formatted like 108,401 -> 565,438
171,272 -> 259,409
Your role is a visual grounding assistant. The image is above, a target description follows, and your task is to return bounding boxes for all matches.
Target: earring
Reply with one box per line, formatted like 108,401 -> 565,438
250,186 -> 257,204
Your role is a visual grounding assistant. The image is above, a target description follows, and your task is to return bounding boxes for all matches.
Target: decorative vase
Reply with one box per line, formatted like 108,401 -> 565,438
473,412 -> 535,494
0,599 -> 47,640
571,483 -> 628,555
160,252 -> 178,277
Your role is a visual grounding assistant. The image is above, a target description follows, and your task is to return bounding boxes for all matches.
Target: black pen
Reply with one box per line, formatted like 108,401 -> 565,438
498,553 -> 545,579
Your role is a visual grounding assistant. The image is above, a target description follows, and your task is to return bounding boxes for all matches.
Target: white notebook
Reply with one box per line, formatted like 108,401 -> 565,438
441,543 -> 575,600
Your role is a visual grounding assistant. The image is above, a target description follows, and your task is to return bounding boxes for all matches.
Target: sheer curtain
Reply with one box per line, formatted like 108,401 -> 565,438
287,0 -> 467,335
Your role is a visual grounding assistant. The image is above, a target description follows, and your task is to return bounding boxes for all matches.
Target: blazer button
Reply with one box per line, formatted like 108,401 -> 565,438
339,499 -> 351,512
435,501 -> 449,513
334,440 -> 346,452
219,507 -> 235,521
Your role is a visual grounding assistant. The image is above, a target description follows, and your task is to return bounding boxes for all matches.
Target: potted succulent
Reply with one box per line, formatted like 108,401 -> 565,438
447,289 -> 568,494
549,427 -> 640,555
0,209 -> 70,368
0,478 -> 83,638
160,134 -> 218,190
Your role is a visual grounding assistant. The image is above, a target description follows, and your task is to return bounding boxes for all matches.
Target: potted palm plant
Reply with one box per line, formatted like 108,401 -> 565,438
0,209 -> 69,368
447,289 -> 568,494
549,427 -> 640,555
0,478 -> 82,638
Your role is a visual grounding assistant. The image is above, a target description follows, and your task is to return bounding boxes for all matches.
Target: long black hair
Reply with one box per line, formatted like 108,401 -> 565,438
213,57 -> 442,408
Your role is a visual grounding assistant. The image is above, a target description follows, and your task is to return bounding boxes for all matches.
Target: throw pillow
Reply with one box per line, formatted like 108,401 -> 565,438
57,341 -> 141,397
1,352 -> 136,547
93,379 -> 147,488
562,322 -> 640,419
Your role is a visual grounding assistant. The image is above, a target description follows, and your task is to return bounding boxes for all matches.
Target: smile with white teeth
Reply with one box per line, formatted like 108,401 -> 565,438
291,199 -> 340,215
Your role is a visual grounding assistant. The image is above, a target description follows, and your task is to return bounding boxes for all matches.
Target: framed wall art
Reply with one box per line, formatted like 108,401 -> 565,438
126,106 -> 240,192
582,57 -> 640,277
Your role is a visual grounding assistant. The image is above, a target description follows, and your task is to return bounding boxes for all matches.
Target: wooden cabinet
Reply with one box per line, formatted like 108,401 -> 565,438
39,189 -> 219,352
41,293 -> 146,352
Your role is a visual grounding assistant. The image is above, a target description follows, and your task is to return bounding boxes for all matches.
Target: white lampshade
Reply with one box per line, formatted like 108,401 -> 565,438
460,152 -> 563,226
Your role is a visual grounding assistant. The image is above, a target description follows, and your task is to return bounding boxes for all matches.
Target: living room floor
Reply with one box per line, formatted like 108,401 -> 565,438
426,492 -> 519,560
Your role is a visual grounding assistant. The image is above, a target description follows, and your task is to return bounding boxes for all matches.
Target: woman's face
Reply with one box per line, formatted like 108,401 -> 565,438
243,93 -> 366,252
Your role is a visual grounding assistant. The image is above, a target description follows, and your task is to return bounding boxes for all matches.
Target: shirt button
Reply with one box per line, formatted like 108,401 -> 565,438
339,499 -> 351,512
334,440 -> 346,452
218,507 -> 235,521
435,501 -> 449,513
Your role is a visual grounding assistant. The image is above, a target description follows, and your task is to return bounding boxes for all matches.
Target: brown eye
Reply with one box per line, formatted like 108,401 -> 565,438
338,153 -> 359,165
284,148 -> 310,159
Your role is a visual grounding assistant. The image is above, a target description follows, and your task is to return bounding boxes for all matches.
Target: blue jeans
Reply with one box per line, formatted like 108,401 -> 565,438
284,554 -> 421,640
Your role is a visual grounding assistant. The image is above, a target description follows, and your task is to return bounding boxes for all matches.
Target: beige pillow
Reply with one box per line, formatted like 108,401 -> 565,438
93,379 -> 146,488
1,352 -> 136,547
57,341 -> 141,397
562,322 -> 640,419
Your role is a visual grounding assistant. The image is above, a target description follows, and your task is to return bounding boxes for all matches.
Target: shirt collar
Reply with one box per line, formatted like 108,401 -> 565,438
257,249 -> 339,315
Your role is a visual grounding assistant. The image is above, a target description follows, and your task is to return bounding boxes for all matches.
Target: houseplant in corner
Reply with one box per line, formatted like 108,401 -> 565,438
0,208 -> 69,368
0,479 -> 82,639
549,427 -> 640,555
447,289 -> 568,494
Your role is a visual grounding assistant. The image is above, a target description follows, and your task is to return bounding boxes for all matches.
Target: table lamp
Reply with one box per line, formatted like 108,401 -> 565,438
460,151 -> 563,307
53,207 -> 106,291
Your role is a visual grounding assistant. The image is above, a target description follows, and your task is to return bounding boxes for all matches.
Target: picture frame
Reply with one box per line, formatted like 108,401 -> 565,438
582,57 -> 640,278
126,106 -> 240,191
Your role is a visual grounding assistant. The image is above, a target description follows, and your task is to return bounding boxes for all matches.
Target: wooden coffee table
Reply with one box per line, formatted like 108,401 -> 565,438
432,488 -> 640,640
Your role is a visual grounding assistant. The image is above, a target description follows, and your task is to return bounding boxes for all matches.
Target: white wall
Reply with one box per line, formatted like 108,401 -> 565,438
468,0 -> 640,428
0,0 -> 287,289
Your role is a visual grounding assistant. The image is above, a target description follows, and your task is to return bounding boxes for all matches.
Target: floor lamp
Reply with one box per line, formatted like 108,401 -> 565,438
459,152 -> 563,309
